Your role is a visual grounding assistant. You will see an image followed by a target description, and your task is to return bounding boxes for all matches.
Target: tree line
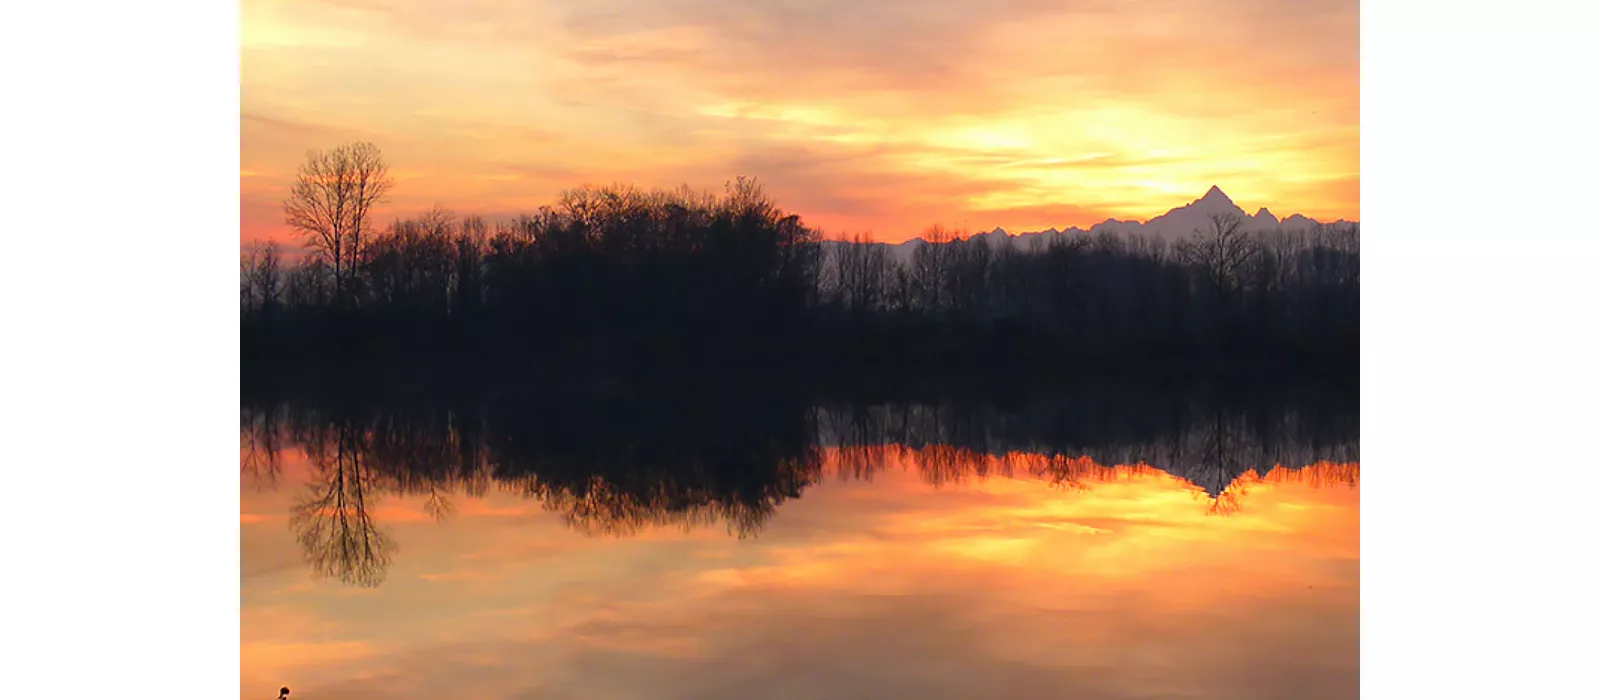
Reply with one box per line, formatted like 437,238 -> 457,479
241,143 -> 1358,380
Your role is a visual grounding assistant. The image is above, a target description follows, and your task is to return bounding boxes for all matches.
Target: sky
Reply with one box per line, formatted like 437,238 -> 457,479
242,445 -> 1359,698
242,0 -> 1359,246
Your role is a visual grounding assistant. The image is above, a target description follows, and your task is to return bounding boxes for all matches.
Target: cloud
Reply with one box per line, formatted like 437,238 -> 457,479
242,0 -> 1358,243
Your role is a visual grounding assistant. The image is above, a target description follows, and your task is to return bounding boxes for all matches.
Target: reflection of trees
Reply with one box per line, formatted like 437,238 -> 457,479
239,387 -> 1359,585
244,392 -> 829,544
240,405 -> 284,491
815,390 -> 1359,511
518,466 -> 812,538
1173,407 -> 1253,499
1205,485 -> 1247,516
482,394 -> 825,538
290,420 -> 396,588
826,443 -> 1356,515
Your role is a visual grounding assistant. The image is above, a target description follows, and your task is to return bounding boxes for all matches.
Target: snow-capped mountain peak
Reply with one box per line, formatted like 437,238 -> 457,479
1197,185 -> 1235,208
823,187 -> 1357,265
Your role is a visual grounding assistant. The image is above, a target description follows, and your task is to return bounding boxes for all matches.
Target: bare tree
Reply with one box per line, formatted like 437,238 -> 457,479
284,142 -> 394,303
947,236 -> 993,321
240,247 -> 259,312
239,240 -> 283,315
910,224 -> 955,315
1177,212 -> 1259,295
828,233 -> 892,315
284,257 -> 334,309
249,241 -> 282,312
452,214 -> 488,316
888,264 -> 914,314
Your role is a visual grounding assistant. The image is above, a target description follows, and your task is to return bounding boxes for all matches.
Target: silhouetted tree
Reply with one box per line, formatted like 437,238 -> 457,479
240,241 -> 282,314
826,232 -> 894,317
909,224 -> 956,317
1178,212 -> 1259,297
246,161 -> 1356,379
947,235 -> 994,322
284,142 -> 394,303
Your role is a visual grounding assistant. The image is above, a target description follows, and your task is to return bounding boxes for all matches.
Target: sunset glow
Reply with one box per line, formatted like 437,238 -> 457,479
241,444 -> 1359,697
241,0 -> 1359,246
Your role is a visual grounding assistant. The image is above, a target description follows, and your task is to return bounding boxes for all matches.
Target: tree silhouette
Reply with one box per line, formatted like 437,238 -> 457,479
284,142 -> 394,303
246,144 -> 1357,380
826,232 -> 893,318
909,224 -> 956,316
1178,212 -> 1260,297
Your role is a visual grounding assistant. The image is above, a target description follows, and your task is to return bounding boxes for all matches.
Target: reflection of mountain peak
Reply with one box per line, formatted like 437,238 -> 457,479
829,445 -> 1360,500
242,390 -> 1359,582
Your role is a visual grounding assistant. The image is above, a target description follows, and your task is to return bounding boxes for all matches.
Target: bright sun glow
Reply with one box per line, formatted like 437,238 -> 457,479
242,0 -> 1358,245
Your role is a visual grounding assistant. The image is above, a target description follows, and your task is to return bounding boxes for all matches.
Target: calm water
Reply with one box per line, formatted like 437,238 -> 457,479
240,393 -> 1359,699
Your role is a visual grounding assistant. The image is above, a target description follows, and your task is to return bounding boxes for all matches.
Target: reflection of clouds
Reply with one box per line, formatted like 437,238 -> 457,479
240,603 -> 381,691
244,464 -> 1356,699
241,557 -> 302,581
240,396 -> 1359,696
304,553 -> 1353,699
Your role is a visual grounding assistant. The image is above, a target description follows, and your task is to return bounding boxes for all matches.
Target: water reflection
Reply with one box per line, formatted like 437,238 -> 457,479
290,423 -> 400,587
240,389 -> 1358,699
240,391 -> 1357,588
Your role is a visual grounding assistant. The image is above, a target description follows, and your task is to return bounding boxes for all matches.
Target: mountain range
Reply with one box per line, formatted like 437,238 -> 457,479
832,186 -> 1358,262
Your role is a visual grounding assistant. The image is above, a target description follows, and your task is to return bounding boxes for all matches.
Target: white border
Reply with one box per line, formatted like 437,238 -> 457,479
4,0 -> 1600,697
4,0 -> 240,697
1363,1 -> 1600,698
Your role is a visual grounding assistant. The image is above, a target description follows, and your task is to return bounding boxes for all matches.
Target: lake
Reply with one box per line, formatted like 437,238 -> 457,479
240,388 -> 1358,699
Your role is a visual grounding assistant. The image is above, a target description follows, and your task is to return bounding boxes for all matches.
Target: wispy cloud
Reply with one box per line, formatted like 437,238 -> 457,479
242,0 -> 1357,243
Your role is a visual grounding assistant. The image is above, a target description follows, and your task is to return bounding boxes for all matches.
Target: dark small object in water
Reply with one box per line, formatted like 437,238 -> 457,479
279,688 -> 290,699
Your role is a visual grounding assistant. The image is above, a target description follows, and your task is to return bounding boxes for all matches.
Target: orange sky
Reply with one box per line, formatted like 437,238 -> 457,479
241,0 -> 1359,246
